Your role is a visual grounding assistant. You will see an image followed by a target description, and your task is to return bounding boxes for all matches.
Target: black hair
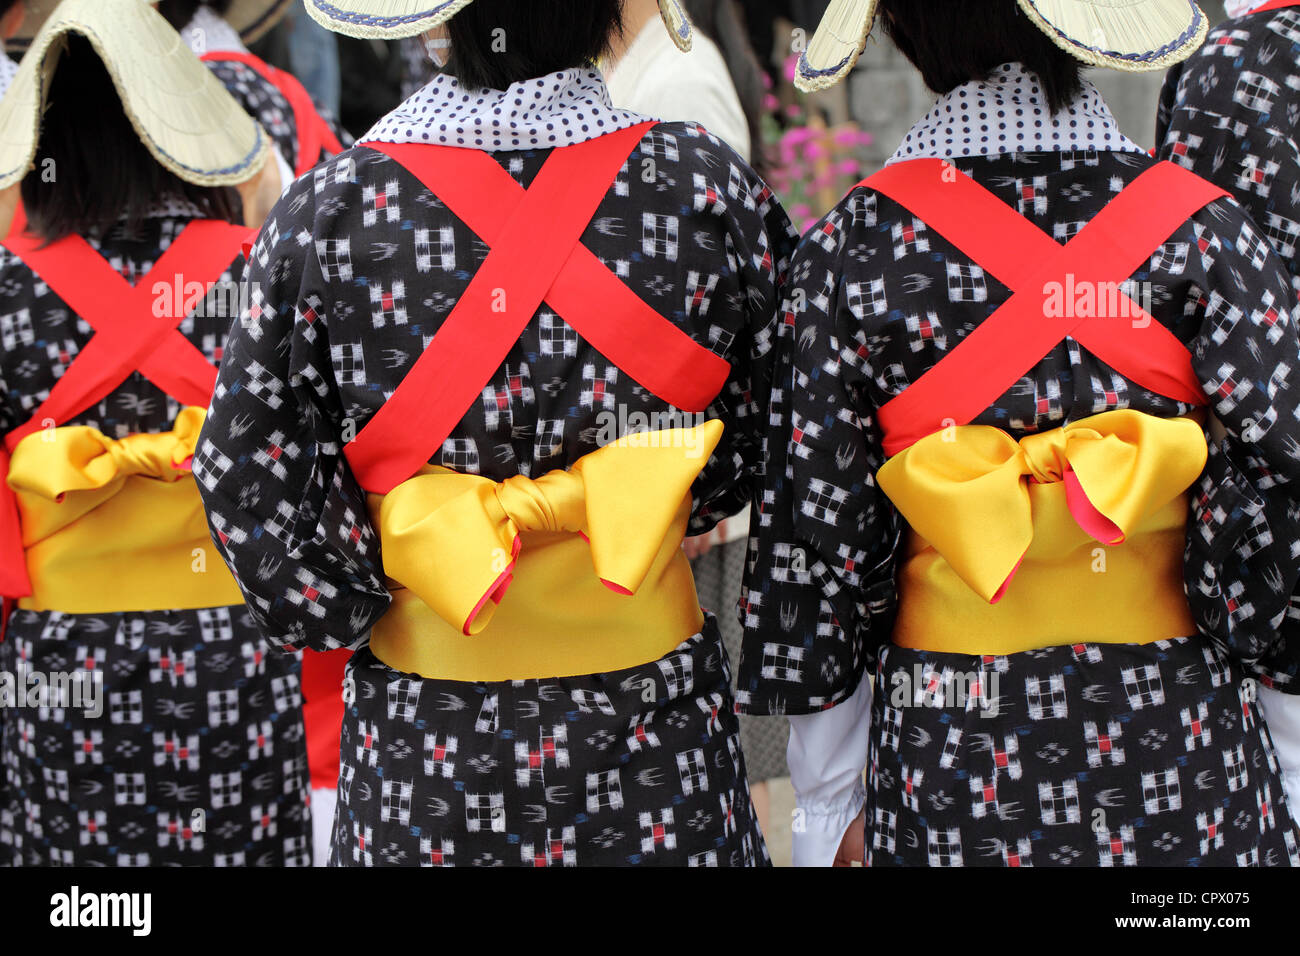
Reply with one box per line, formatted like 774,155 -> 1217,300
157,0 -> 234,32
21,33 -> 242,244
445,0 -> 623,91
878,0 -> 1084,114
0,0 -> 21,19
684,0 -> 768,173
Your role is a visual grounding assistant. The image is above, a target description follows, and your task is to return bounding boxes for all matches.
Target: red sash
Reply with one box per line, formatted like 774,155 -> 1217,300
859,159 -> 1227,456
344,123 -> 732,494
1,212 -> 349,791
201,51 -> 344,177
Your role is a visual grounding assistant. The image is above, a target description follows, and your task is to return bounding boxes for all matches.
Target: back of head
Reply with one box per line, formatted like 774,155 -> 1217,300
20,33 -> 241,243
445,0 -> 623,90
878,0 -> 1084,114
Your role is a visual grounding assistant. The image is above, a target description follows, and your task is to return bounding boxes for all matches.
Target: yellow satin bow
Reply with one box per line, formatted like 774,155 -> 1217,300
8,407 -> 205,542
876,410 -> 1208,604
379,420 -> 724,636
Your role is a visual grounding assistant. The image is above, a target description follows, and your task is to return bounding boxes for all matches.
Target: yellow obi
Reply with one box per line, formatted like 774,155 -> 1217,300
7,407 -> 243,613
877,410 -> 1207,656
367,421 -> 723,682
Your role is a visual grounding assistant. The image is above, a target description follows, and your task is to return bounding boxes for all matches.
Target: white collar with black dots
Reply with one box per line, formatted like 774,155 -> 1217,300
0,53 -> 16,100
361,67 -> 652,152
888,62 -> 1146,166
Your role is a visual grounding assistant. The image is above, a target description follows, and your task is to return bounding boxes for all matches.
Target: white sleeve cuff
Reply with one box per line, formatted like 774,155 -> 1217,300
1258,685 -> 1300,812
274,146 -> 296,195
786,677 -> 872,867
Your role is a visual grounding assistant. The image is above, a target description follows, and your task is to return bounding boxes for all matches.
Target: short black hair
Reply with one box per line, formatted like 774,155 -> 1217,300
157,0 -> 234,32
446,0 -> 623,91
21,34 -> 242,244
878,0 -> 1084,114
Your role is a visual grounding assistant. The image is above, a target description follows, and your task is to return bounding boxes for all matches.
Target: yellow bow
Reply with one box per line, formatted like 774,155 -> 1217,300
876,410 -> 1207,604
379,420 -> 724,636
7,407 -> 206,542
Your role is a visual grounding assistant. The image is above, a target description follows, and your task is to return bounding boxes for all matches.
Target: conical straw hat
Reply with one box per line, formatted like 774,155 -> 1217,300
796,0 -> 1209,93
0,0 -> 271,190
305,0 -> 693,50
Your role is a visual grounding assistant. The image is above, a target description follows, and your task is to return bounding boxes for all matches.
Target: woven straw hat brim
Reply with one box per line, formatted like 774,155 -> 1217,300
9,0 -> 295,53
795,0 -> 1209,93
305,0 -> 693,50
0,0 -> 271,191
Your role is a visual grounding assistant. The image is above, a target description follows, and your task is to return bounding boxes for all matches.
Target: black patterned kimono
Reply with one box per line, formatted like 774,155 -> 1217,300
744,66 -> 1300,867
0,212 -> 311,867
1157,0 -> 1300,846
204,56 -> 345,177
195,70 -> 797,866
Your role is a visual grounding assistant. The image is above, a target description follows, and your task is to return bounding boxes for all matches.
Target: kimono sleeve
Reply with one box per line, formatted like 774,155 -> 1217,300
737,194 -> 901,716
1185,198 -> 1300,695
683,133 -> 799,535
1157,51 -> 1300,295
194,177 -> 390,654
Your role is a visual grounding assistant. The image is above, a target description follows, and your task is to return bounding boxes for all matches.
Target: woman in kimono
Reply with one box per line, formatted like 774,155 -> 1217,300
1156,0 -> 1300,818
744,0 -> 1300,867
196,0 -> 795,867
157,1 -> 346,180
0,0 -> 310,866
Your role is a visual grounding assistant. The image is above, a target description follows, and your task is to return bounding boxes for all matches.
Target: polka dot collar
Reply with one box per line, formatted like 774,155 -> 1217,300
0,53 -> 16,100
887,62 -> 1145,166
361,67 -> 652,152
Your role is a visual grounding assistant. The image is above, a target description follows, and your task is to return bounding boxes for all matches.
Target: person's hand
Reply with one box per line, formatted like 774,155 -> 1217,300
0,183 -> 19,240
237,155 -> 283,230
834,808 -> 866,867
682,525 -> 721,561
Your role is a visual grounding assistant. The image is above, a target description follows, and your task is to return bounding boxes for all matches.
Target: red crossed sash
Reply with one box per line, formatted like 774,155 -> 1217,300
201,51 -> 345,177
0,215 -> 253,595
345,122 -> 732,494
861,159 -> 1226,457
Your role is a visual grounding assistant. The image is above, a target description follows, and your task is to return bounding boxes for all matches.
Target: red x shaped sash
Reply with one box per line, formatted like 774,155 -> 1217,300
0,215 -> 251,596
862,159 -> 1226,457
345,123 -> 732,494
2,216 -> 252,449
201,51 -> 344,177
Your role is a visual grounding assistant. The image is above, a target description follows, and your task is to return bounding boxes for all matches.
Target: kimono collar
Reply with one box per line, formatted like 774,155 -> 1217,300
887,62 -> 1146,166
0,53 -> 16,100
362,67 -> 651,152
182,6 -> 247,55
1225,0 -> 1271,17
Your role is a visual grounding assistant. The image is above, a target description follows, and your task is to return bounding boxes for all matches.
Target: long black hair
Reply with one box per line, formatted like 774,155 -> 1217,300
21,34 -> 242,243
156,0 -> 234,32
684,0 -> 768,171
878,0 -> 1084,114
445,0 -> 623,91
